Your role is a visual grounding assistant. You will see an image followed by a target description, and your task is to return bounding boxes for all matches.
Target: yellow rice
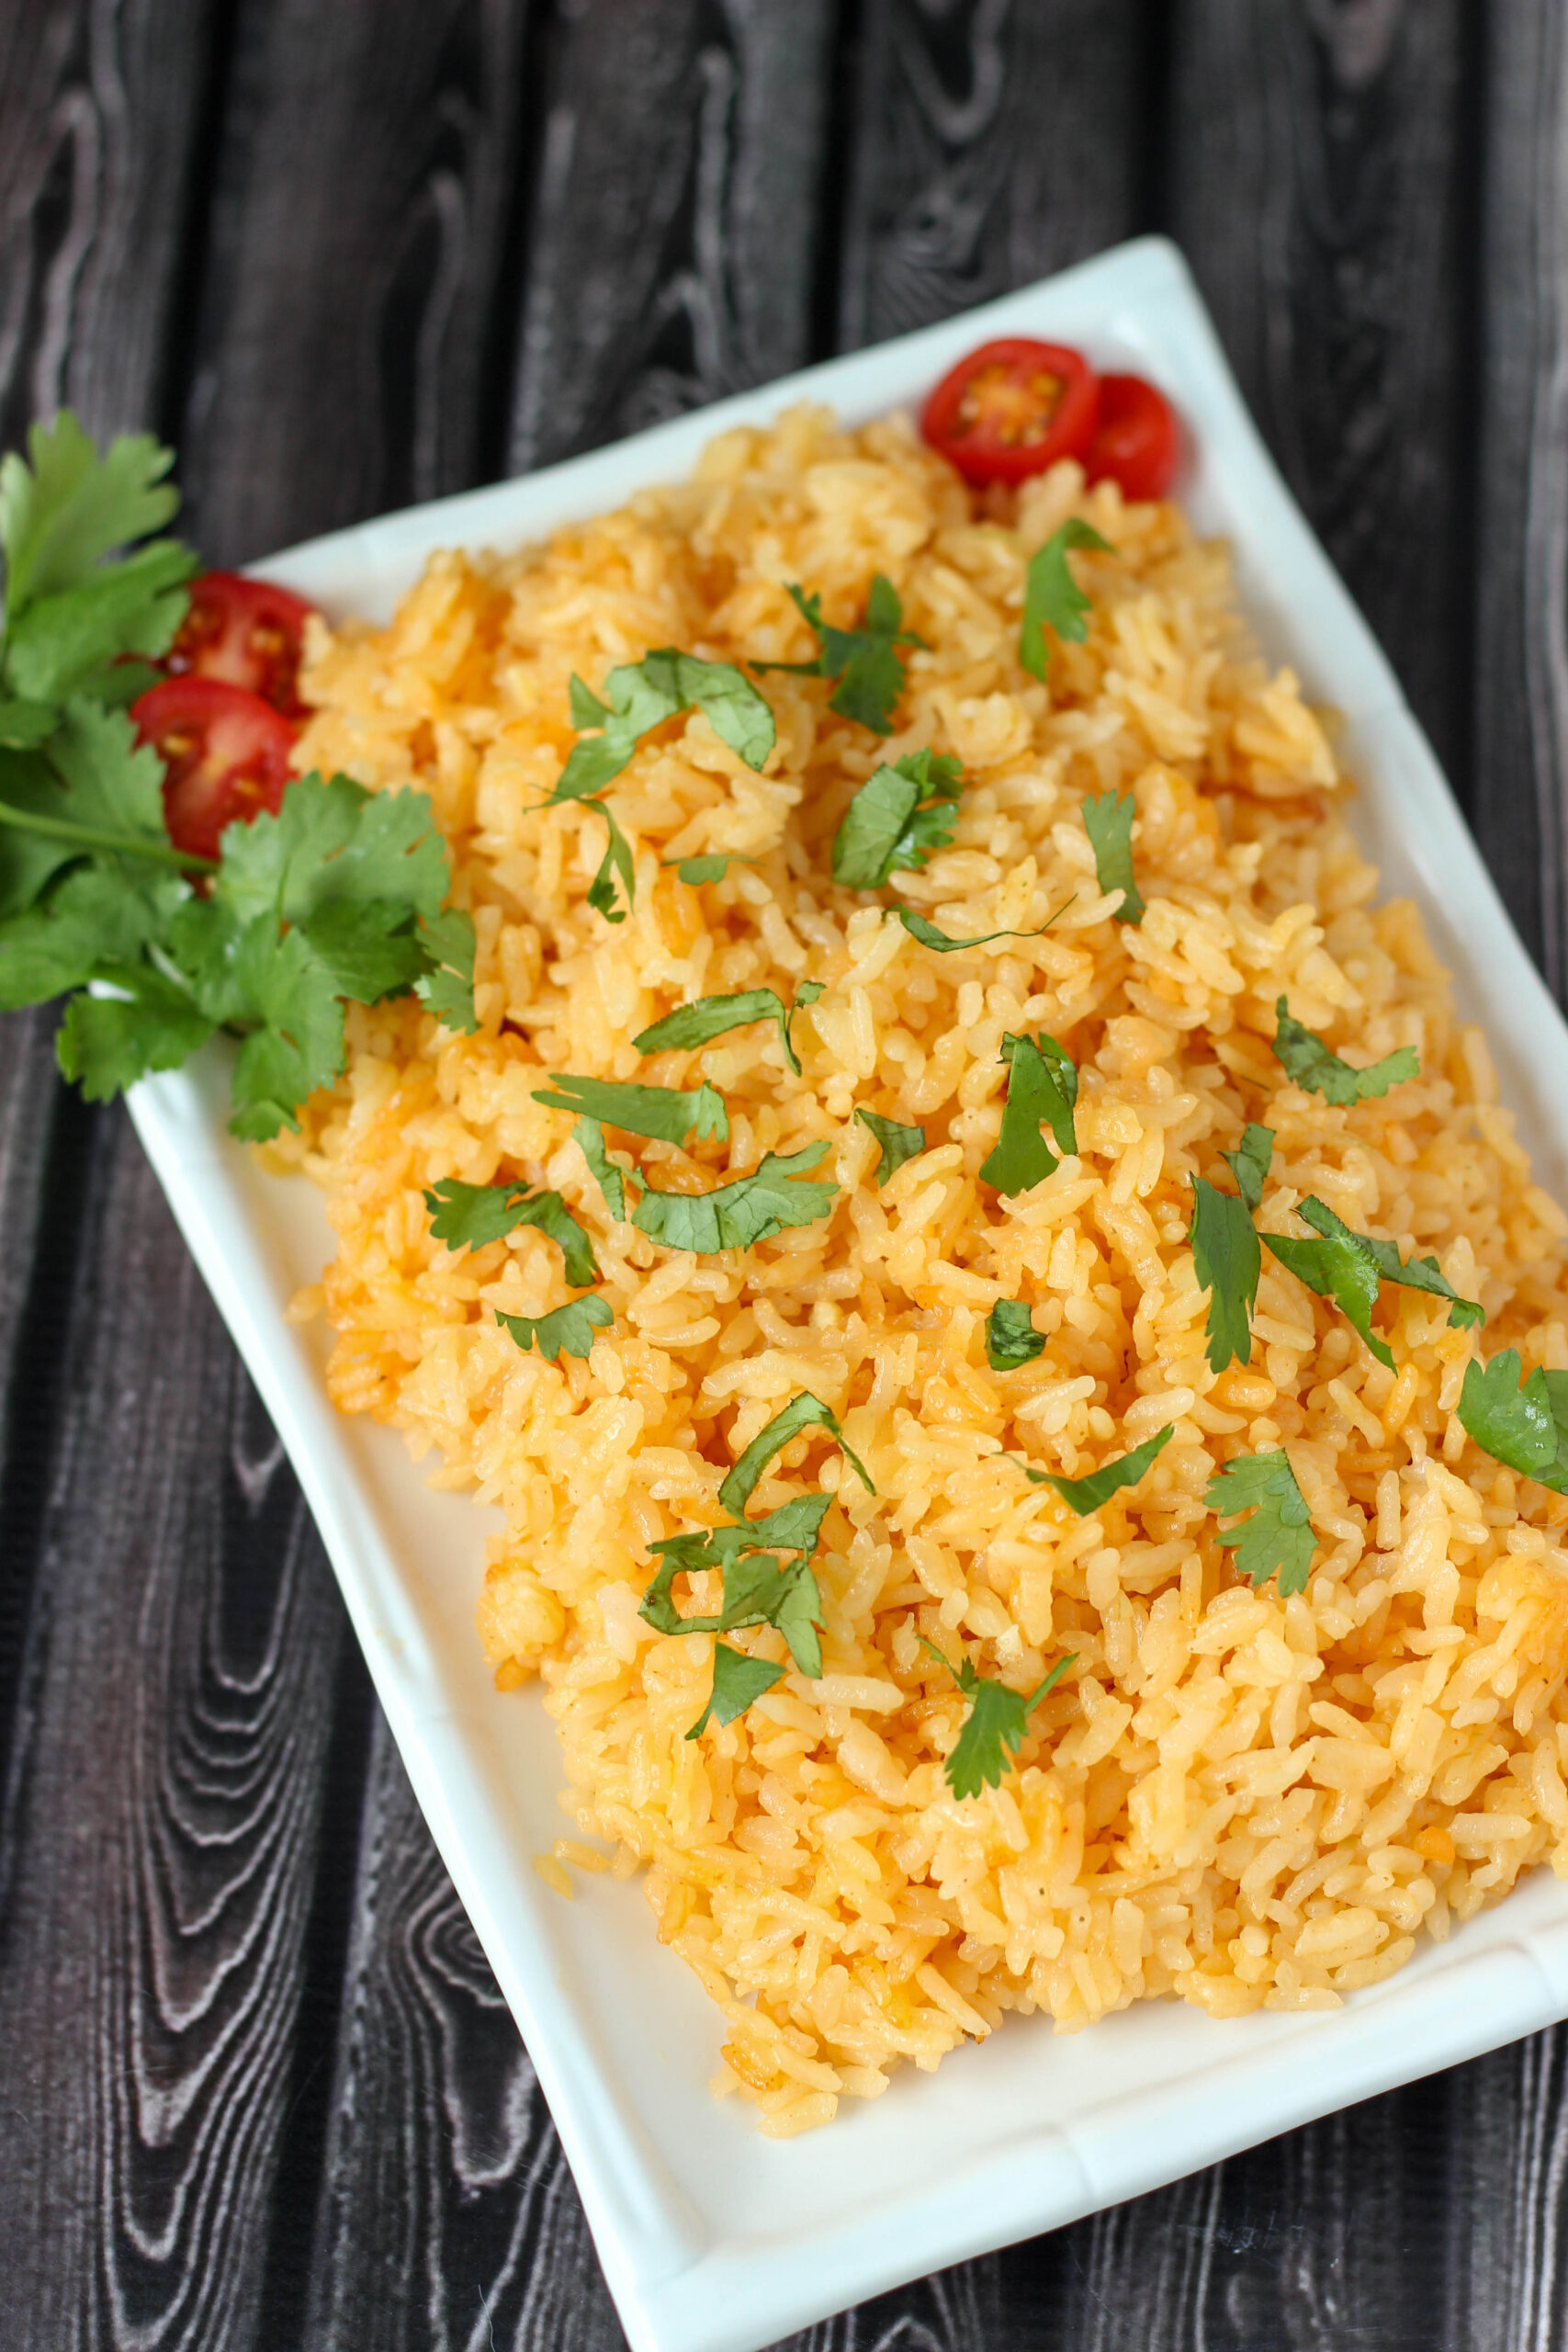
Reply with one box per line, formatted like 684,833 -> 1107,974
268,403 -> 1568,2136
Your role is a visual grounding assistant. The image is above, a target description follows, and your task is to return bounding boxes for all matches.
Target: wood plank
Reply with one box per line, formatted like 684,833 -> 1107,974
302,1718 -> 626,2350
508,0 -> 836,472
182,0 -> 532,566
1470,0 -> 1568,988
836,0 -> 1149,351
1164,0 -> 1475,796
0,2 -> 539,2343
0,0 -> 221,1744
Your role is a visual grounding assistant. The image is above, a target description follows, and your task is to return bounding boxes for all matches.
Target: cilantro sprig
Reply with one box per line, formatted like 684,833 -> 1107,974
980,1030 -> 1078,1195
753,573 -> 923,734
832,748 -> 964,889
923,1641 -> 1075,1800
633,979 -> 823,1078
1206,1451 -> 1317,1596
1019,520 -> 1112,682
1457,1350 -> 1568,1491
548,651 -> 775,922
1081,789 -> 1145,923
1272,999 -> 1418,1105
1264,1195 -> 1481,1371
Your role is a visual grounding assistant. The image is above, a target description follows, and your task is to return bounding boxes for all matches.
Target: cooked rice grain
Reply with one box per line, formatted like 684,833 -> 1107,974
269,405 -> 1568,2134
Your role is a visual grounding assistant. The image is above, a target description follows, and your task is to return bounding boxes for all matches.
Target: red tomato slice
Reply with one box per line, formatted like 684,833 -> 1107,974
132,677 -> 296,862
1083,374 -> 1180,502
166,570 -> 314,717
921,338 -> 1100,485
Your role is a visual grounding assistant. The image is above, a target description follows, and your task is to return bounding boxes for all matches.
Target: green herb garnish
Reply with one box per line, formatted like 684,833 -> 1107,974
632,1143 -> 837,1253
574,1117 -> 628,1220
633,979 -> 824,1078
1190,1171 -> 1262,1374
494,1295 -> 614,1362
685,1645 -> 785,1738
1271,999 -> 1419,1105
1457,1350 -> 1568,1492
986,1298 -> 1046,1370
663,853 -> 756,885
922,1641 -> 1075,1799
1012,1423 -> 1175,1513
894,906 -> 1048,953
753,573 -> 923,734
979,1030 -> 1078,1195
1223,1122 -> 1276,1213
1081,789 -> 1144,923
531,1072 -> 728,1147
854,1106 -> 925,1182
718,1390 -> 874,1513
1206,1451 -> 1317,1596
423,1179 -> 600,1286
1265,1196 -> 1482,1371
1019,520 -> 1112,682
547,651 -> 775,923
832,748 -> 964,889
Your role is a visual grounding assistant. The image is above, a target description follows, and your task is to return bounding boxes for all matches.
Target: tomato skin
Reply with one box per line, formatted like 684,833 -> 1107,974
131,677 -> 296,863
1083,373 -> 1180,502
166,570 -> 314,717
921,338 -> 1100,485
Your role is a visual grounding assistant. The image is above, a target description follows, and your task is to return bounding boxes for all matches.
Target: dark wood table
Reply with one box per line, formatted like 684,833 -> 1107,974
2,5 -> 1565,2344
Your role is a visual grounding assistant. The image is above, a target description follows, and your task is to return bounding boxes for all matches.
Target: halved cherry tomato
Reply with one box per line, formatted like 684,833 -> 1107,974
921,338 -> 1100,484
131,677 -> 296,863
1083,373 -> 1180,502
165,570 -> 314,717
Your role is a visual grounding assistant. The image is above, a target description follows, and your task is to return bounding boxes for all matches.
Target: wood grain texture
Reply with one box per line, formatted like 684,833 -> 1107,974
508,0 -> 836,473
1471,0 -> 1568,990
837,0 -> 1150,352
180,0 -> 534,567
303,1717 -> 625,2352
0,1120 -> 348,2351
1164,0 -> 1476,796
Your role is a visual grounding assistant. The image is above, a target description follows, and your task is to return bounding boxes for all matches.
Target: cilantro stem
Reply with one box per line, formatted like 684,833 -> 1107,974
0,797 -> 215,873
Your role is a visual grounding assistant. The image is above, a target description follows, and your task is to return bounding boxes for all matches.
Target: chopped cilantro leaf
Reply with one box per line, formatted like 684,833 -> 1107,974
641,1522 -> 828,1680
753,572 -> 923,734
633,978 -> 823,1078
553,649 -> 776,803
585,799 -> 636,924
633,1142 -> 837,1253
423,1179 -> 600,1286
1081,789 -> 1145,923
986,1298 -> 1046,1370
1457,1350 -> 1568,1492
495,1295 -> 614,1362
893,902 -> 1062,953
1029,1423 -> 1175,1513
1190,1175 -> 1261,1373
1352,1224 -> 1483,1330
1264,1199 -> 1392,1371
923,1641 -> 1075,1800
718,1390 -> 874,1514
1020,520 -> 1112,681
1222,1123 -> 1275,1214
574,1116 -> 629,1222
1272,998 -> 1419,1104
663,853 -> 756,884
531,1072 -> 728,1147
1206,1451 -> 1317,1596
412,905 -> 479,1033
832,748 -> 964,889
685,1643 -> 784,1739
854,1106 -> 925,1182
980,1030 -> 1078,1195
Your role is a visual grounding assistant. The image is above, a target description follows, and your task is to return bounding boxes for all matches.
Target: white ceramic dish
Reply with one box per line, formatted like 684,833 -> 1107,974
127,236 -> 1568,2352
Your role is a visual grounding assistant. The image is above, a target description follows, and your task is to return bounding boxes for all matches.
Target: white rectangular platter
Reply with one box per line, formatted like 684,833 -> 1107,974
127,236 -> 1568,2352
